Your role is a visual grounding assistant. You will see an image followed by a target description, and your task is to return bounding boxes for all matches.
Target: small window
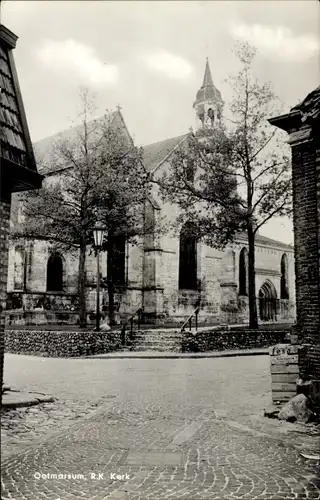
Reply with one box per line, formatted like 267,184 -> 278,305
239,247 -> 248,296
179,223 -> 197,290
207,107 -> 215,125
280,253 -> 289,299
185,159 -> 195,183
47,253 -> 63,292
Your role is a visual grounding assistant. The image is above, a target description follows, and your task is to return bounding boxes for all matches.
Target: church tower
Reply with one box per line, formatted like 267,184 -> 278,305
193,59 -> 224,131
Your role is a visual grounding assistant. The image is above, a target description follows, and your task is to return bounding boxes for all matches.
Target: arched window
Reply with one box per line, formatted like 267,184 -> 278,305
179,222 -> 197,290
280,253 -> 289,299
13,247 -> 25,290
239,247 -> 248,296
47,253 -> 63,292
113,236 -> 126,286
207,107 -> 215,126
185,159 -> 195,183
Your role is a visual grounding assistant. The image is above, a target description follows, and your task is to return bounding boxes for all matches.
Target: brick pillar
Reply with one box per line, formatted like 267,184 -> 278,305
291,138 -> 320,379
0,197 -> 11,392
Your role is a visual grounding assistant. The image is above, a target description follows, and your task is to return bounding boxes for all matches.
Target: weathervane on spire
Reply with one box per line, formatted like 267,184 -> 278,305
116,104 -> 122,112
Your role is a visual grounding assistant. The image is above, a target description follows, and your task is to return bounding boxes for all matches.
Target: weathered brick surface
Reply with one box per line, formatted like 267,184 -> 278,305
0,199 -> 11,390
291,139 -> 320,379
270,87 -> 320,391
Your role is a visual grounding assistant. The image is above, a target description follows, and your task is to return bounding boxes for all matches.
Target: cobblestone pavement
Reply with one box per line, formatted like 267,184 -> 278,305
1,354 -> 320,499
1,399 -> 111,459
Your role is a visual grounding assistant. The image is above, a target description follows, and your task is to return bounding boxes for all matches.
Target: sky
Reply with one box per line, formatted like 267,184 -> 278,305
2,0 -> 320,244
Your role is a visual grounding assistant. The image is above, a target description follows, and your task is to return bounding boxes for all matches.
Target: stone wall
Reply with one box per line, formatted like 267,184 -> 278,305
5,329 -> 121,357
6,310 -> 79,326
159,241 -> 222,322
154,217 -> 224,322
181,328 -> 290,353
0,199 -> 11,390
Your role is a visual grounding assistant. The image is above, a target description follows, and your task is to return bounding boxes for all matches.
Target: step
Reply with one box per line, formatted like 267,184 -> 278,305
132,339 -> 181,345
124,329 -> 182,334
133,337 -> 180,342
132,346 -> 182,352
133,337 -> 182,344
132,344 -> 181,350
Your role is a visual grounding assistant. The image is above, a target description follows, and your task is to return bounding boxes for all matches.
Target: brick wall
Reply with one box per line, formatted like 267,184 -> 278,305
0,198 -> 11,390
292,139 -> 320,378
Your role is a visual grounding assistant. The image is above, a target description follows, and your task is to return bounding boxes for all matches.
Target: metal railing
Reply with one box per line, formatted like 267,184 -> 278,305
120,308 -> 143,346
181,306 -> 200,333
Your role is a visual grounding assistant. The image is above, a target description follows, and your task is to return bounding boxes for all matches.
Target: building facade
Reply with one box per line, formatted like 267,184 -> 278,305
6,62 -> 296,327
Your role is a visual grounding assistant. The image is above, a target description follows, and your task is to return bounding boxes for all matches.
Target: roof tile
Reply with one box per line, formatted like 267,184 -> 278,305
0,31 -> 28,168
292,85 -> 320,122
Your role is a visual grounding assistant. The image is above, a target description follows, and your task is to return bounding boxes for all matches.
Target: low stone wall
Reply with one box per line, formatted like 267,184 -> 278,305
6,292 -> 79,311
5,310 -> 79,326
4,329 -> 121,358
181,328 -> 290,352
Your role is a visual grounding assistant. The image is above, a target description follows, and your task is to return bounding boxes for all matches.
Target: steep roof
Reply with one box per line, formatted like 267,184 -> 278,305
269,84 -> 320,133
33,109 -> 126,175
33,105 -> 188,177
142,134 -> 188,172
0,24 -> 42,192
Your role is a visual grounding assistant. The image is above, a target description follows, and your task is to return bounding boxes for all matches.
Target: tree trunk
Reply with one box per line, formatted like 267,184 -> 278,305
247,222 -> 258,329
107,237 -> 115,326
78,234 -> 87,328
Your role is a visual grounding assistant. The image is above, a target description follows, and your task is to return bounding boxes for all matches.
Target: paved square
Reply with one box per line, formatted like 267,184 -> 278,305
1,354 -> 319,499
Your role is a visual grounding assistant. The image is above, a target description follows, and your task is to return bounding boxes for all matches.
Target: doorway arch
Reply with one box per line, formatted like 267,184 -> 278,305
259,280 -> 277,321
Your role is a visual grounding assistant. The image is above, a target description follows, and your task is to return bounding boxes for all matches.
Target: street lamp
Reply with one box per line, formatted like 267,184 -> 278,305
93,220 -> 105,332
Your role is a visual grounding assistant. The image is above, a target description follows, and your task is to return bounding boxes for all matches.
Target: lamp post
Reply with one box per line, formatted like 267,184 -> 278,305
93,220 -> 105,332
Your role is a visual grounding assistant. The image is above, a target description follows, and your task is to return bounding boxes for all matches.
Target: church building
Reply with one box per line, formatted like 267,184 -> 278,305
6,61 -> 296,327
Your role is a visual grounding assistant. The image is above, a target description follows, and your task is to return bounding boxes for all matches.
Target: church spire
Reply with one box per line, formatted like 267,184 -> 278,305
202,58 -> 214,88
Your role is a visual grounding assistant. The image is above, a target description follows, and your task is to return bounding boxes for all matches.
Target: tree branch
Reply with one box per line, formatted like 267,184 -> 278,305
249,130 -> 276,163
254,197 -> 291,233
